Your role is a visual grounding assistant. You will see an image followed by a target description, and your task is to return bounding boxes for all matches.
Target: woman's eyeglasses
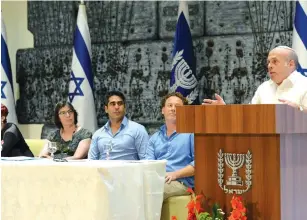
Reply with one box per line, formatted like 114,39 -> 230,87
58,110 -> 74,116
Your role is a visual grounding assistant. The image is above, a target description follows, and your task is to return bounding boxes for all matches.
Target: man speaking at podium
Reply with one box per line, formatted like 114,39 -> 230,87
202,46 -> 307,113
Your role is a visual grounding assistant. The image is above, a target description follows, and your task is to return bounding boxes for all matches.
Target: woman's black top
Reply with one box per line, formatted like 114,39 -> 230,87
1,123 -> 34,157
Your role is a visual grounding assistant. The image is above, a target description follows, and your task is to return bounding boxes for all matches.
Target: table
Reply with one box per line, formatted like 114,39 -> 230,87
1,159 -> 166,220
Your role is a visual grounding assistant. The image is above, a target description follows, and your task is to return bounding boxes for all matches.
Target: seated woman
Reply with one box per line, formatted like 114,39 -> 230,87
1,104 -> 34,157
39,101 -> 92,159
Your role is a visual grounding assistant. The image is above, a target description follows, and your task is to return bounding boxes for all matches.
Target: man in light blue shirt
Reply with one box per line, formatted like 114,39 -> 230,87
146,92 -> 194,200
88,91 -> 149,160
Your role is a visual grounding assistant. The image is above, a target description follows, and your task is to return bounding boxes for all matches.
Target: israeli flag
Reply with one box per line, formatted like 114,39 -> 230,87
1,17 -> 17,124
292,1 -> 307,77
170,1 -> 198,104
68,2 -> 97,133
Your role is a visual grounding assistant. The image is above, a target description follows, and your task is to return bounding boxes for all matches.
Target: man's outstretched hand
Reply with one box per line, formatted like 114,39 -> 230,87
278,98 -> 305,112
202,93 -> 226,105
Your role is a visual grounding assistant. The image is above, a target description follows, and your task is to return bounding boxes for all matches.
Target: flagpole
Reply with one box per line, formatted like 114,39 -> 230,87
178,1 -> 190,27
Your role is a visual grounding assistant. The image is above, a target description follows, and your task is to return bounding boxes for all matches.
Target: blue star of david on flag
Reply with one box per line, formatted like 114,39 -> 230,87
68,72 -> 84,102
1,81 -> 7,99
297,64 -> 307,77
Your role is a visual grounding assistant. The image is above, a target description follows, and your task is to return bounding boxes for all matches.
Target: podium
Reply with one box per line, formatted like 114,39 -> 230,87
176,104 -> 307,220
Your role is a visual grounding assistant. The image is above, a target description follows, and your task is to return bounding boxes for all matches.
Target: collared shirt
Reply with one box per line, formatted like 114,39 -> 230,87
88,116 -> 149,160
145,125 -> 194,188
251,71 -> 307,107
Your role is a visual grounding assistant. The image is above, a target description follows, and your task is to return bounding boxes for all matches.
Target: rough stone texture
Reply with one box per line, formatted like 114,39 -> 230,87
205,1 -> 293,35
28,1 -> 75,47
28,1 -> 158,47
159,1 -> 204,39
87,1 -> 158,43
17,1 -> 294,134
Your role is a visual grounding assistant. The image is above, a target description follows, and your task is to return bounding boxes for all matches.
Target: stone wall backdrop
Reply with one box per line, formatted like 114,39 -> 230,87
16,1 -> 294,133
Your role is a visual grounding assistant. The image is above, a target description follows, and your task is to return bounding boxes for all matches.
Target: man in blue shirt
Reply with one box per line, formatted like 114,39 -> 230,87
146,92 -> 194,199
88,91 -> 149,160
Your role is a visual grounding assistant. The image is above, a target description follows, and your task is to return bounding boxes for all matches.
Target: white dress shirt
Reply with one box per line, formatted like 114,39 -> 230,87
251,71 -> 307,108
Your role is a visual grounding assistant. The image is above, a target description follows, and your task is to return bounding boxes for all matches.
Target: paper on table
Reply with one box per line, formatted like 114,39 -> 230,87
1,156 -> 37,161
66,159 -> 89,162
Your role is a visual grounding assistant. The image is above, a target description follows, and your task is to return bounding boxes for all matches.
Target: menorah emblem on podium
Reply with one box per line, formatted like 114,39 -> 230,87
225,153 -> 245,186
218,149 -> 252,194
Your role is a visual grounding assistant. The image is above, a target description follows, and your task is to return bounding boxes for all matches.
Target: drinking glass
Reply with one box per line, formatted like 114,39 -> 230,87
47,142 -> 57,158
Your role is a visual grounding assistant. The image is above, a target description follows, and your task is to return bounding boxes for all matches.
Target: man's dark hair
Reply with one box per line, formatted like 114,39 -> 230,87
160,92 -> 188,110
54,101 -> 78,129
104,91 -> 126,106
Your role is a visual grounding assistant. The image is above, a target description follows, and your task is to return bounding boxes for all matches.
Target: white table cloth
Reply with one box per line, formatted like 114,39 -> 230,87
1,158 -> 166,220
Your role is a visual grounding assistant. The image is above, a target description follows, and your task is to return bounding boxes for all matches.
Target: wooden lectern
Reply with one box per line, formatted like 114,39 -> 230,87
176,104 -> 307,220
